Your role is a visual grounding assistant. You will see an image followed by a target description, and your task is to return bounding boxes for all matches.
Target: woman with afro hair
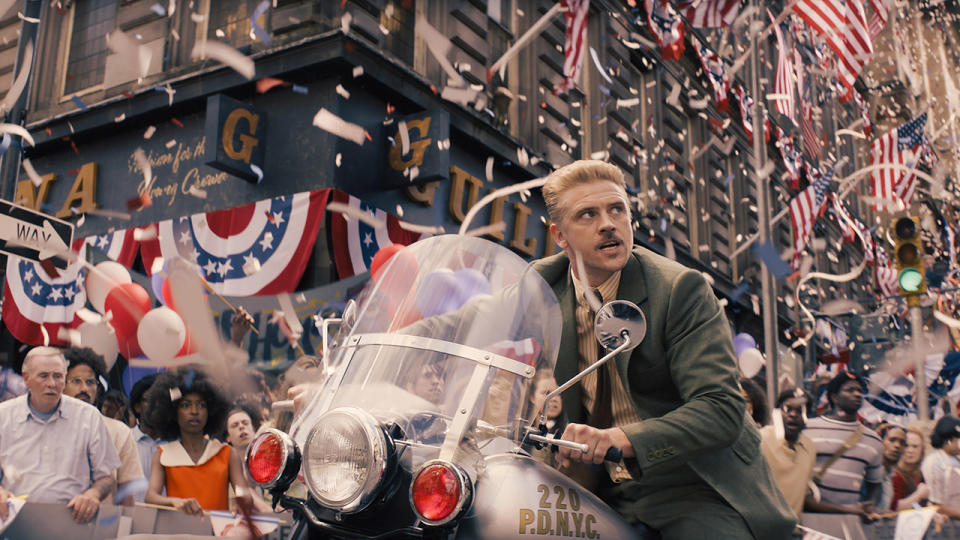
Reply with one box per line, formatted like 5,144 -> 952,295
143,367 -> 268,514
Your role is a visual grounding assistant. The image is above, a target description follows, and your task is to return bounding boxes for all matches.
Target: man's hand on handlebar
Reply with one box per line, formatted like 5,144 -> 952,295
557,424 -> 634,468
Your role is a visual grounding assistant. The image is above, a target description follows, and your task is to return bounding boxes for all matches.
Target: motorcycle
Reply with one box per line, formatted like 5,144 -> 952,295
244,235 -> 652,539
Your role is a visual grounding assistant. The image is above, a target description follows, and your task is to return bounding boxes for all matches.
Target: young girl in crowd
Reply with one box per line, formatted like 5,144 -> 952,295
921,416 -> 960,519
143,367 -> 269,515
892,427 -> 929,510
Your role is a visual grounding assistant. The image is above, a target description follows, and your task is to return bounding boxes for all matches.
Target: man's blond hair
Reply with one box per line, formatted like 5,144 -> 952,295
542,160 -> 627,224
23,346 -> 67,375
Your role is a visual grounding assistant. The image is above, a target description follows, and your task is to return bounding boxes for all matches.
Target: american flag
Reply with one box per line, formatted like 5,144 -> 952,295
775,125 -> 802,190
328,190 -> 425,279
692,34 -> 729,112
793,0 -> 873,96
677,0 -> 739,28
831,195 -> 874,264
870,112 -> 927,210
868,0 -> 888,40
140,189 -> 330,296
770,13 -> 796,124
796,50 -> 822,159
853,90 -> 871,136
2,240 -> 87,346
874,241 -> 898,296
646,0 -> 685,61
732,83 -> 769,145
789,165 -> 832,268
554,0 -> 590,95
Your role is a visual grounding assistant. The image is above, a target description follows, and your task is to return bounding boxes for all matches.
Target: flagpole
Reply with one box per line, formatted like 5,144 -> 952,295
749,0 -> 779,412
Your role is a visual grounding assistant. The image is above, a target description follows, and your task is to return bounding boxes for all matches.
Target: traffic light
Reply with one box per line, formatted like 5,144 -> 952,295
891,216 -> 926,298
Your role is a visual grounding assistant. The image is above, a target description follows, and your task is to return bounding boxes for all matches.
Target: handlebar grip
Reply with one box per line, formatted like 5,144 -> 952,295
604,447 -> 623,462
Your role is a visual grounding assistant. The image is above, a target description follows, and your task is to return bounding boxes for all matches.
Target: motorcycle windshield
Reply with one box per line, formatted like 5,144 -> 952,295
292,235 -> 562,461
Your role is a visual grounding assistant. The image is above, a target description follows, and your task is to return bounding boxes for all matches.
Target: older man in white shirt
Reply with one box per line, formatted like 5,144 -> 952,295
0,346 -> 120,523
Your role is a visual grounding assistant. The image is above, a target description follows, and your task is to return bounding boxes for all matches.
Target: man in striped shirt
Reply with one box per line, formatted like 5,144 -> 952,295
804,371 -> 884,518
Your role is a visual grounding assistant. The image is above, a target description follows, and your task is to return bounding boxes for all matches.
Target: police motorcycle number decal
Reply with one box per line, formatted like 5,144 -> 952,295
518,484 -> 599,537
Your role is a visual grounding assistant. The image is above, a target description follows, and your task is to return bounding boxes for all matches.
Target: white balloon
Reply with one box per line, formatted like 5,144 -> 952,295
137,307 -> 187,365
78,321 -> 120,371
738,348 -> 765,379
86,261 -> 132,314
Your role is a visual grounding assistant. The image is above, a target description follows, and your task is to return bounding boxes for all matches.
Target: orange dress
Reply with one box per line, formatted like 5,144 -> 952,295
159,438 -> 231,511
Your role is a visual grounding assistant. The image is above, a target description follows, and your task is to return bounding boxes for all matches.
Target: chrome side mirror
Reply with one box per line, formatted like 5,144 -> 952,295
320,299 -> 357,359
594,300 -> 646,351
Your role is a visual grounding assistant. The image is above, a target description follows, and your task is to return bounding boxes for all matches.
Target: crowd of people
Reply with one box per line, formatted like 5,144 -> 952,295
746,369 -> 960,525
0,333 -> 321,523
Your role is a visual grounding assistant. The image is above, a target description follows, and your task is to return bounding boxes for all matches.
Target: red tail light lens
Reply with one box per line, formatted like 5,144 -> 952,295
410,461 -> 471,525
247,432 -> 285,485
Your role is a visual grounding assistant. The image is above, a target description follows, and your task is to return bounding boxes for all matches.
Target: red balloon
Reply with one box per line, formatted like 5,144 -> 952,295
177,328 -> 198,356
161,278 -> 176,311
105,283 -> 152,358
370,244 -> 406,281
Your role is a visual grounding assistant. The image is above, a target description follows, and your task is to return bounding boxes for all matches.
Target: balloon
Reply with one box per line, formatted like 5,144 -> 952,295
738,348 -> 765,379
161,278 -> 175,310
370,244 -> 407,280
78,321 -> 120,371
733,333 -> 757,358
105,282 -> 152,358
150,259 -> 170,304
454,268 -> 491,304
415,270 -> 464,317
137,307 -> 187,364
178,328 -> 199,356
86,261 -> 131,314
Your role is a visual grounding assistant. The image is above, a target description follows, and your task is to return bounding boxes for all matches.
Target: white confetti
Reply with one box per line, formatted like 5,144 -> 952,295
143,125 -> 156,139
243,257 -> 261,276
666,84 -> 681,108
40,326 -> 49,346
312,108 -> 366,146
76,308 -> 102,324
335,152 -> 342,167
188,185 -> 207,198
169,388 -> 182,401
0,40 -> 32,114
616,97 -> 640,108
0,123 -> 34,146
165,139 -> 177,148
134,148 -> 153,190
335,84 -> 350,99
352,66 -> 363,78
21,158 -> 43,187
440,86 -> 479,105
397,120 -> 409,155
250,163 -> 263,183
516,146 -> 529,167
86,209 -> 132,220
397,221 -> 445,235
133,226 -> 158,241
485,156 -> 494,182
415,17 -> 464,87
191,40 -> 255,79
114,113 -> 126,122
327,202 -> 384,228
16,11 -> 39,23
396,205 -> 403,217
190,12 -> 205,23
341,11 -> 352,34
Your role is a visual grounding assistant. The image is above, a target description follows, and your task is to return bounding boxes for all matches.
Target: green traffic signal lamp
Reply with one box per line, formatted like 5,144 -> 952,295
891,216 -> 926,300
898,268 -> 924,292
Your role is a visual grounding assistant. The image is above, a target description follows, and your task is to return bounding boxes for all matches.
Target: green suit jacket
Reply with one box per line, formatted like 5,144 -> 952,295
532,246 -> 797,539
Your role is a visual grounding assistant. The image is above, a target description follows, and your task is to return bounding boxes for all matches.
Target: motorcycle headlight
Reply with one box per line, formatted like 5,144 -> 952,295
303,407 -> 393,513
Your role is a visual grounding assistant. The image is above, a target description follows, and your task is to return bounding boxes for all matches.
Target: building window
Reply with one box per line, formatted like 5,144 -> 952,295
208,0 -> 257,49
64,0 -> 117,95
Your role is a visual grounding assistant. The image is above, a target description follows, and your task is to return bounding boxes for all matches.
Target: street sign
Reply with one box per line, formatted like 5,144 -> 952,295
0,198 -> 73,269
